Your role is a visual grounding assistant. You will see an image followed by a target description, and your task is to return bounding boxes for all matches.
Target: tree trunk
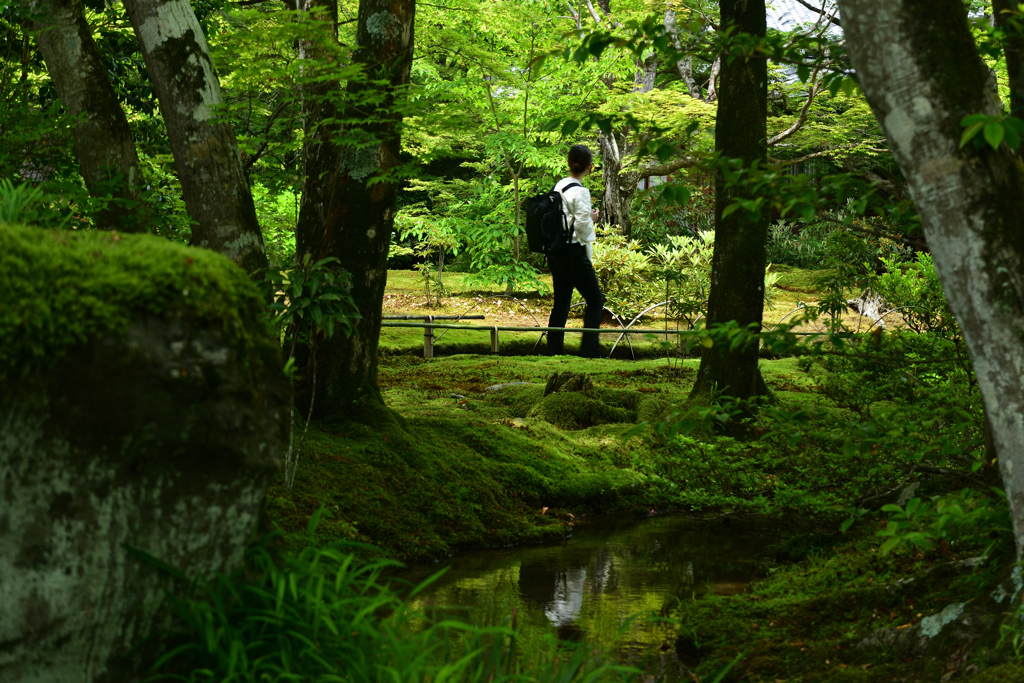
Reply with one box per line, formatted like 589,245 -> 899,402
296,0 -> 415,419
597,56 -> 657,238
665,8 -> 704,99
690,0 -> 769,402
122,0 -> 267,273
295,0 -> 340,265
994,0 -> 1024,115
838,0 -> 1024,557
27,0 -> 149,232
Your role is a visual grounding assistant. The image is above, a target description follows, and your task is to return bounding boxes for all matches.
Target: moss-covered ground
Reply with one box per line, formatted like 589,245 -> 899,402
263,270 -> 1021,681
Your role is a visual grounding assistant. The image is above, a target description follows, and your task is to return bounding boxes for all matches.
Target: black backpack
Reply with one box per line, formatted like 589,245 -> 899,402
524,181 -> 582,255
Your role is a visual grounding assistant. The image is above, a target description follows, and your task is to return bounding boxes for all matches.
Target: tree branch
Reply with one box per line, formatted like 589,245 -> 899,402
706,54 -> 721,102
792,0 -> 842,27
767,67 -> 823,146
244,98 -> 292,172
623,155 -> 698,185
768,142 -> 887,166
563,0 -> 581,29
584,0 -> 602,25
664,9 -> 704,99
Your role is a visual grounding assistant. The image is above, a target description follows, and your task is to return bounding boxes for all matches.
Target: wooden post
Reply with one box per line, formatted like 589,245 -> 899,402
490,326 -> 499,354
424,315 -> 434,359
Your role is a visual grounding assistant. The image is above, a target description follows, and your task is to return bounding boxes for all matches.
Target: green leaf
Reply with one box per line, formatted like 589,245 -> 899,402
1005,116 -> 1024,133
984,121 -> 1005,149
560,119 -> 580,136
880,537 -> 901,554
961,113 -> 991,126
1005,123 -> 1021,150
959,121 -> 985,149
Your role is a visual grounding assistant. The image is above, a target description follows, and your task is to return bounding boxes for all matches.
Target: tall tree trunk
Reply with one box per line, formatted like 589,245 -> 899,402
295,0 -> 340,262
994,0 -> 1024,115
690,0 -> 769,401
296,0 -> 415,419
26,0 -> 149,232
838,0 -> 1024,557
122,0 -> 267,272
597,56 -> 656,238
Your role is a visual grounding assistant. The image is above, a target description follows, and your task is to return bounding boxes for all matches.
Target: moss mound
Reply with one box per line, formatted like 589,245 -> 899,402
528,391 -> 634,429
0,223 -> 264,382
266,400 -> 654,560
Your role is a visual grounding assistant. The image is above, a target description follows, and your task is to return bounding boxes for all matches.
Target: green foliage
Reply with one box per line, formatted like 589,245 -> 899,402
396,210 -> 460,306
146,522 -> 636,682
259,255 -> 360,352
590,229 -> 776,324
252,183 -> 299,269
0,179 -> 69,228
960,113 -> 1024,151
590,230 -> 656,319
813,230 -> 870,332
874,252 -> 959,340
878,489 -> 1011,555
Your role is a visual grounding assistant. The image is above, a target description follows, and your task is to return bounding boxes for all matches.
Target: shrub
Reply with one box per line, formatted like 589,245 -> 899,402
874,252 -> 959,340
589,229 -> 657,319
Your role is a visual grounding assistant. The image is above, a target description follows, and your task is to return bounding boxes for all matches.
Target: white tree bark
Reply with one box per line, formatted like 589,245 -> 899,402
122,0 -> 267,272
838,0 -> 1024,556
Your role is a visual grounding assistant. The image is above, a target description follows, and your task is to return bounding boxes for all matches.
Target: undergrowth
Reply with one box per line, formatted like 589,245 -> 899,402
143,515 -> 640,682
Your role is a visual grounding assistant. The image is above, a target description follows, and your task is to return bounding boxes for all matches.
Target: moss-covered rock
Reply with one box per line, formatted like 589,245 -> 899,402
528,391 -> 635,429
0,223 -> 267,382
0,224 -> 290,683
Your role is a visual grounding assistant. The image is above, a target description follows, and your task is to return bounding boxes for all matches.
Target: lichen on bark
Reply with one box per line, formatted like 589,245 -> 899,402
122,0 -> 267,273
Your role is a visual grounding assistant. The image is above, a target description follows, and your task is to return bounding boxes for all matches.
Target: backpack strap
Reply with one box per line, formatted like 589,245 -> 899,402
554,181 -> 584,238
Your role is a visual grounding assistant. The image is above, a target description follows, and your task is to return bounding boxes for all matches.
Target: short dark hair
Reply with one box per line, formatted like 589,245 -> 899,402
568,144 -> 593,174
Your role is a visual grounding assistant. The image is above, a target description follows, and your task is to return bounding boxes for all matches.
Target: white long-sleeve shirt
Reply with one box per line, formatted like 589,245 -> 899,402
553,177 -> 595,249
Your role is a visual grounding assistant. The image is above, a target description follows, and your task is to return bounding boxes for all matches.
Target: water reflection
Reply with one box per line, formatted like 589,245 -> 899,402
396,515 -> 776,661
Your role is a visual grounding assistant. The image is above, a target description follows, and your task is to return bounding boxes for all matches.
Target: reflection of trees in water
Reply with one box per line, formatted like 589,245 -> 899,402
404,518 -> 777,649
519,548 -> 618,631
545,566 -> 586,626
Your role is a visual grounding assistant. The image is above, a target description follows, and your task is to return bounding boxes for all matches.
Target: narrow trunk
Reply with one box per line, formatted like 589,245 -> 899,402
838,0 -> 1024,557
297,0 -> 415,418
665,8 -> 703,99
122,0 -> 267,272
598,133 -> 629,233
512,173 -> 521,262
27,0 -> 149,231
598,57 -> 656,238
707,55 -> 721,102
691,0 -> 769,401
994,0 -> 1024,114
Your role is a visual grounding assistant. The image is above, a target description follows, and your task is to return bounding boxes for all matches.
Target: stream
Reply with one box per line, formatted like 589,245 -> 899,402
394,515 -> 779,675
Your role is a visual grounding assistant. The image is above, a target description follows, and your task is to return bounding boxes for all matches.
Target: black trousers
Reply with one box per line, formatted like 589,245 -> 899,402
547,243 -> 605,357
